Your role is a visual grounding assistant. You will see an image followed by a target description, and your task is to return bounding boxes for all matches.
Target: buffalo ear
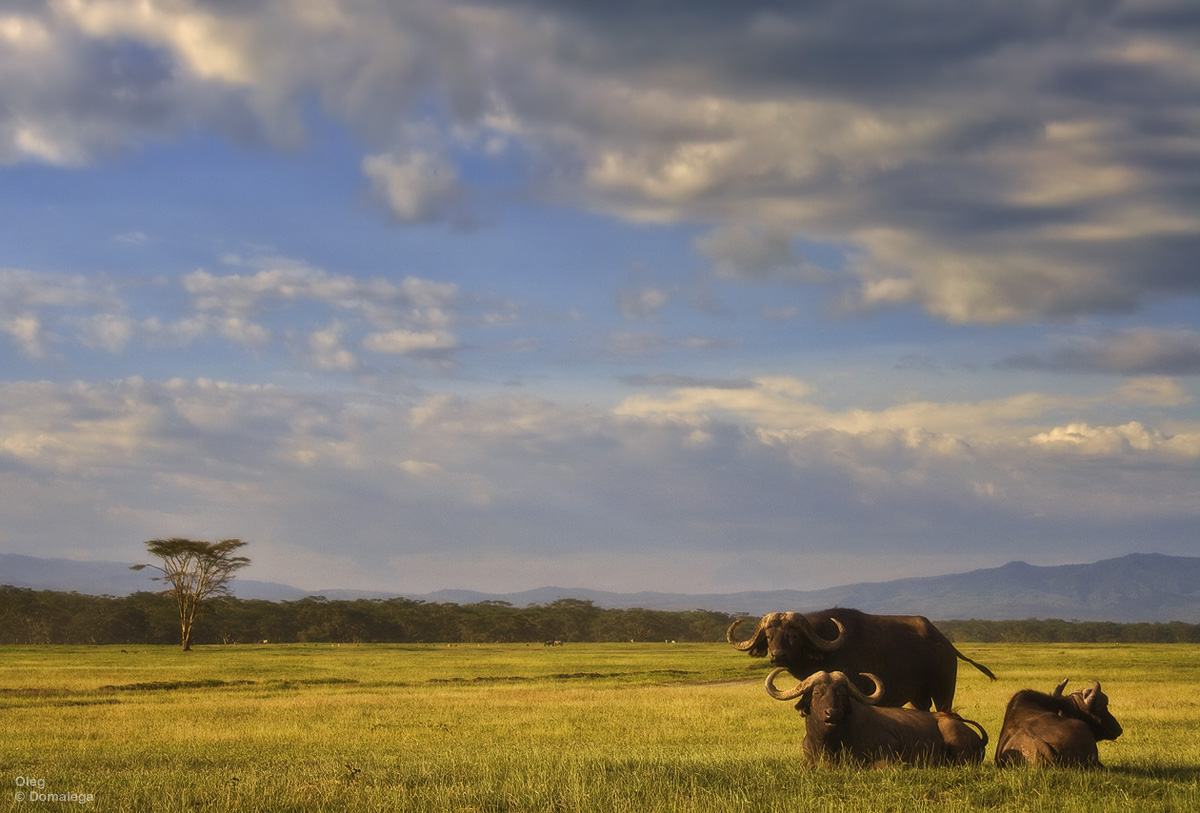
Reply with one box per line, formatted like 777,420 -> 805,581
795,695 -> 813,716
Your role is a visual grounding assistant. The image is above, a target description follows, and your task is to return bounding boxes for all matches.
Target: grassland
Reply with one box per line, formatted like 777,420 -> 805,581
1,642 -> 1197,811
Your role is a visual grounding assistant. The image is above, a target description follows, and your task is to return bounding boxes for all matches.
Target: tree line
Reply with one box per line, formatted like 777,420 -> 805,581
2,585 -> 1199,646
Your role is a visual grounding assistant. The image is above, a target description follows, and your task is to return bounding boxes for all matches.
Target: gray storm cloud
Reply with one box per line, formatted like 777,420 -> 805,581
2,0 -> 1196,323
1000,329 -> 1200,376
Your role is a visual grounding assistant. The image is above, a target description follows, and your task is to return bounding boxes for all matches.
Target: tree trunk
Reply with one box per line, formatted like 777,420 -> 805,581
181,598 -> 196,651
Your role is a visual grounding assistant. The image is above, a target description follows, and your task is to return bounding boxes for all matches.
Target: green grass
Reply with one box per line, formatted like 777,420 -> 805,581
1,643 -> 1197,811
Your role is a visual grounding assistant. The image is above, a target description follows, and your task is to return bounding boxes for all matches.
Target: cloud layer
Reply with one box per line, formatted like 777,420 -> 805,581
2,371 -> 1195,591
0,260 -> 482,371
4,0 -> 1197,323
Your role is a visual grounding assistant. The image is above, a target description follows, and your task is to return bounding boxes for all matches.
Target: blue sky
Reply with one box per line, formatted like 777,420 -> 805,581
1,0 -> 1197,595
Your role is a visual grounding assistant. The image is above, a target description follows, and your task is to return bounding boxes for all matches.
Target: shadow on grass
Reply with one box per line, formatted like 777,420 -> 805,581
1107,763 -> 1200,782
99,677 -> 360,691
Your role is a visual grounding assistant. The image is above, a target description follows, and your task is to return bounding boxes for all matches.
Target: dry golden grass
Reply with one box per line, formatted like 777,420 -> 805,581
1,642 -> 1196,811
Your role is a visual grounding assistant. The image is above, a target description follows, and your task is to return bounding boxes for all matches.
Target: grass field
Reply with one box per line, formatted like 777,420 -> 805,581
1,642 -> 1197,811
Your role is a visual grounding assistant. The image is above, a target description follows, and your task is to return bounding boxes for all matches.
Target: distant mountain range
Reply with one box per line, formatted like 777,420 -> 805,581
2,552 -> 1198,623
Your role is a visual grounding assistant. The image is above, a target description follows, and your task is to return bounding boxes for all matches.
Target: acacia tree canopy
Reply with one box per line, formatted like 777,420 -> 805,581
132,538 -> 250,651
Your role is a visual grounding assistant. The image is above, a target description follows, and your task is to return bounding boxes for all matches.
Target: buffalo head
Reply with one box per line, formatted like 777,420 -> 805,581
727,612 -> 845,665
764,668 -> 884,721
1053,678 -> 1123,741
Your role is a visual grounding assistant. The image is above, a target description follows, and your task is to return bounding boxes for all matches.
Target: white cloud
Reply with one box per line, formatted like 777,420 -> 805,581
73,313 -> 136,353
0,268 -> 118,310
184,265 -> 350,317
141,314 -> 210,347
56,0 -> 256,85
308,322 -> 360,371
616,375 -> 1200,462
399,459 -> 442,477
616,376 -> 820,430
0,259 -> 484,369
0,377 -> 161,469
696,224 -> 827,283
1111,376 -> 1192,408
171,262 -> 476,361
214,316 -> 271,347
618,286 -> 671,322
1029,422 -> 1200,460
183,264 -> 460,328
362,329 -> 457,355
362,149 -> 462,224
1,313 -> 50,359
0,268 -> 128,357
113,230 -> 149,245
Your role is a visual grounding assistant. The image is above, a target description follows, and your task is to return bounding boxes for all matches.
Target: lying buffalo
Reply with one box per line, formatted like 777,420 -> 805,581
995,678 -> 1123,767
728,608 -> 995,710
765,669 -> 988,766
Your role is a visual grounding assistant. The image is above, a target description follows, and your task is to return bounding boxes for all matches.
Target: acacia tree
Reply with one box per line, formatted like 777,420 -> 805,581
132,538 -> 250,651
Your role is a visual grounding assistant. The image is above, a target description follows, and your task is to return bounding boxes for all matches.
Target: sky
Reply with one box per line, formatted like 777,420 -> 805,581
1,0 -> 1197,597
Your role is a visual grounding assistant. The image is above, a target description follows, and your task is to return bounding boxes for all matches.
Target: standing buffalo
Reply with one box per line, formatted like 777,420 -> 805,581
765,669 -> 988,766
995,678 -> 1123,767
728,608 -> 995,710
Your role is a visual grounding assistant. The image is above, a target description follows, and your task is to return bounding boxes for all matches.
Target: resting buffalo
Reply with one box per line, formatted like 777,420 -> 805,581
728,608 -> 995,710
995,678 -> 1122,767
765,669 -> 988,766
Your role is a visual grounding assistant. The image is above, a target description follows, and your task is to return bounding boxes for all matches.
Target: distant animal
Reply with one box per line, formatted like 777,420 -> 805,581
765,669 -> 988,766
995,679 -> 1123,767
543,640 -> 563,647
728,608 -> 995,710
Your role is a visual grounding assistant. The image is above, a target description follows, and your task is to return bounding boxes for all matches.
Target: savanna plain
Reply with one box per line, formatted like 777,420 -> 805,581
1,642 -> 1197,812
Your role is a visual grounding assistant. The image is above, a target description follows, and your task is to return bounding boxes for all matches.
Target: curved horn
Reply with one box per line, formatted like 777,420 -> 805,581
764,667 -> 822,701
839,671 -> 885,705
1084,681 -> 1101,710
1052,678 -> 1070,698
789,613 -> 845,652
726,617 -> 766,652
959,717 -> 989,747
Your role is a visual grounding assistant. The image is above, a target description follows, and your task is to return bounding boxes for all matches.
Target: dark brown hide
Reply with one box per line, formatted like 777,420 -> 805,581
766,669 -> 988,766
730,608 -> 995,710
936,711 -> 989,765
995,679 -> 1123,767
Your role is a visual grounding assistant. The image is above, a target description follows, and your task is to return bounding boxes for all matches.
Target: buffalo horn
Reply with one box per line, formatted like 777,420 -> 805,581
764,667 -> 821,701
789,613 -> 846,652
1052,678 -> 1070,698
839,671 -> 885,705
726,617 -> 765,651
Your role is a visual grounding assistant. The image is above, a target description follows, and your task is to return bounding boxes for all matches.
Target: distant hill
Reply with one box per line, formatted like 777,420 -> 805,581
417,553 -> 1200,623
0,554 -> 312,600
2,552 -> 1198,622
